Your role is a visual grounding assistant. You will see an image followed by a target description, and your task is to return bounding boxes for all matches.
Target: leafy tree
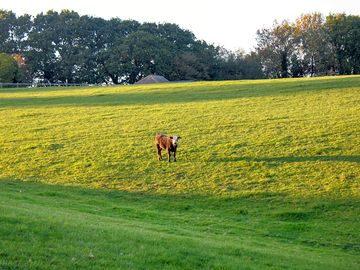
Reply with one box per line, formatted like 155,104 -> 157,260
212,47 -> 242,80
191,41 -> 219,80
12,14 -> 32,53
0,10 -> 16,53
242,52 -> 264,79
78,16 -> 115,84
172,52 -> 207,80
25,11 -> 62,82
117,31 -> 173,84
255,13 -> 360,78
290,54 -> 304,77
213,48 -> 264,80
11,53 -> 30,82
1,9 -> 267,83
0,53 -> 18,82
147,23 -> 196,51
138,22 -> 215,81
326,14 -> 360,74
293,13 -> 332,76
256,20 -> 294,78
0,9 -> 32,54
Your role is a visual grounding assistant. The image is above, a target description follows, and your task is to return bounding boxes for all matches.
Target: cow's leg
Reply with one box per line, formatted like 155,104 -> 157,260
156,145 -> 162,160
167,149 -> 171,162
173,150 -> 176,162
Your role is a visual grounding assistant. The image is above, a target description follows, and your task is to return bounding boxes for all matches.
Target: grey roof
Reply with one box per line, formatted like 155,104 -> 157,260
134,75 -> 169,84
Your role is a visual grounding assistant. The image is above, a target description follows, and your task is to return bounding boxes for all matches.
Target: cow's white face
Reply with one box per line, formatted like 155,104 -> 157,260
172,136 -> 180,146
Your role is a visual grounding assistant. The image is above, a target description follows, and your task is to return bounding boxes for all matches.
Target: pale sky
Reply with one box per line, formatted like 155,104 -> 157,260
1,0 -> 359,52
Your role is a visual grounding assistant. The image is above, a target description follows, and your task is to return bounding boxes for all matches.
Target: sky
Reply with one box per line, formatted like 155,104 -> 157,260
1,0 -> 360,52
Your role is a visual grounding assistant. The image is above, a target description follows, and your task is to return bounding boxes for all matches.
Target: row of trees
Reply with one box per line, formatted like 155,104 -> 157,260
0,9 -> 262,84
256,13 -> 360,78
0,10 -> 359,83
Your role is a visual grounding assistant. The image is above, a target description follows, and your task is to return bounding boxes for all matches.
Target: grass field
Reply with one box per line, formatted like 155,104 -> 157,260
0,76 -> 360,269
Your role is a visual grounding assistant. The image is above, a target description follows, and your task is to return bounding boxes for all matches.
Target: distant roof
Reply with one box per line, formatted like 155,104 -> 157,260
134,75 -> 169,84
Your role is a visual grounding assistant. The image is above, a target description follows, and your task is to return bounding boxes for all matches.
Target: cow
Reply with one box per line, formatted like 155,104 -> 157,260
155,134 -> 181,162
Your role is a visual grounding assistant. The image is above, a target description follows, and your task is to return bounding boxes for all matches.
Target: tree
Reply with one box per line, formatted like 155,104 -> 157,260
293,13 -> 332,76
113,31 -> 173,84
172,52 -> 208,80
326,14 -> 360,74
11,53 -> 30,82
0,53 -> 18,82
242,51 -> 264,79
290,54 -> 304,77
77,16 -> 116,84
256,20 -> 295,78
25,11 -> 61,82
0,9 -> 32,54
0,10 -> 16,53
1,9 -> 270,83
212,48 -> 263,80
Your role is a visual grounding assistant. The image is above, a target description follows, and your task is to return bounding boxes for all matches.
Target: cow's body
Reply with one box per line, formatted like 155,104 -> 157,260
155,134 -> 180,162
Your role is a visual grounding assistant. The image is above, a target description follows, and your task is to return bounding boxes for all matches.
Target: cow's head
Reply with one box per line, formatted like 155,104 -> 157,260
171,136 -> 181,146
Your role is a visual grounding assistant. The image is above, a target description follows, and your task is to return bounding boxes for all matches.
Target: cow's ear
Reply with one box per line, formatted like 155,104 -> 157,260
169,136 -> 173,139
178,136 -> 181,139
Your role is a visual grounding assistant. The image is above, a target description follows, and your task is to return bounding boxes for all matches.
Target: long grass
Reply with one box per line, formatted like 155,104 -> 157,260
0,76 -> 360,269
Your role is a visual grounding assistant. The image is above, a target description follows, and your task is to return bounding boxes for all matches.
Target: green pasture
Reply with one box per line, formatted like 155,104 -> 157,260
0,76 -> 360,269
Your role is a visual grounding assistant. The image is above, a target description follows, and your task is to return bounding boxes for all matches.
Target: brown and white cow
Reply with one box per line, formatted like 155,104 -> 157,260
155,134 -> 181,162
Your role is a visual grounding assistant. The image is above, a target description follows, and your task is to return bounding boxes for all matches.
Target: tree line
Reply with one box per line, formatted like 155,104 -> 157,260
0,9 -> 263,84
0,10 -> 359,84
256,13 -> 360,78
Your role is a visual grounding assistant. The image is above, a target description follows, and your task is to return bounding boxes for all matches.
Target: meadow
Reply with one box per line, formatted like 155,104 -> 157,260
0,76 -> 359,269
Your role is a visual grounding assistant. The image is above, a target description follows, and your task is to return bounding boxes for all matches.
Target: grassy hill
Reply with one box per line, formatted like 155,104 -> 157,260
0,76 -> 359,269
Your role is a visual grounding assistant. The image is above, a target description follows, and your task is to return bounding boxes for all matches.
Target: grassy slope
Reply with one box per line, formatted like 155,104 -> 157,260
1,180 -> 359,270
0,76 -> 360,269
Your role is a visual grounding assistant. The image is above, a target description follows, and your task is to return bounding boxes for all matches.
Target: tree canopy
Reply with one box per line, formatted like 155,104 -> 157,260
0,53 -> 17,82
0,9 -> 262,84
0,10 -> 359,84
256,13 -> 360,78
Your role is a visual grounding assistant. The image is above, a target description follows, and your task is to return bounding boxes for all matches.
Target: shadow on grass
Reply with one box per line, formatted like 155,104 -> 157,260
218,155 -> 360,163
0,86 -> 91,94
0,177 -> 284,203
1,178 -> 360,267
1,76 -> 359,107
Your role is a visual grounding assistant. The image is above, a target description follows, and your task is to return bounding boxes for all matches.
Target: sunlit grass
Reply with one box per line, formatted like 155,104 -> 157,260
1,76 -> 359,197
0,75 -> 360,269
